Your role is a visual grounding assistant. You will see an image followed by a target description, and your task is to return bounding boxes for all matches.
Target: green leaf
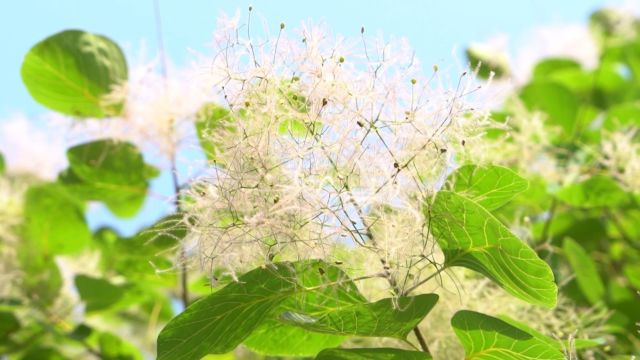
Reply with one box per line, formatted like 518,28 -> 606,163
429,191 -> 557,308
281,294 -> 438,338
277,118 -> 322,137
98,332 -> 142,360
562,238 -> 605,305
0,152 -> 5,175
466,46 -> 510,80
532,58 -> 581,80
75,275 -> 125,312
61,139 -> 157,217
316,348 -> 432,360
23,183 -> 91,254
0,311 -> 20,338
451,310 -> 564,360
450,165 -> 528,211
496,315 -> 603,351
555,175 -> 629,208
21,30 -> 127,118
195,103 -> 237,162
244,321 -> 345,357
604,102 -> 640,130
520,81 -> 578,136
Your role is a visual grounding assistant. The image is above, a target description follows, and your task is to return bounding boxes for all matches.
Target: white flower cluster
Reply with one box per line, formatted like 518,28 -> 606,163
184,13 -> 492,290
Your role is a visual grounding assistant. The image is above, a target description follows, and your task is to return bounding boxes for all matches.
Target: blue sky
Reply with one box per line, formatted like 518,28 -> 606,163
0,0 -> 617,235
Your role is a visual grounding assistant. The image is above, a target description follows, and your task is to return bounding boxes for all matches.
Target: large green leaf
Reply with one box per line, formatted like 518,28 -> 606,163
157,264 -> 295,360
451,310 -> 564,360
280,294 -> 438,338
555,175 -> 629,208
61,139 -> 157,217
316,348 -> 432,360
21,30 -> 127,118
520,81 -> 578,136
23,183 -> 91,254
75,275 -> 125,312
451,165 -> 528,211
562,238 -> 605,305
429,191 -> 557,307
158,261 -> 362,360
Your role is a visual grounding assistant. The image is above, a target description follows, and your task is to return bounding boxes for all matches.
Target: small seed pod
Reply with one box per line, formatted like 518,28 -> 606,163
280,22 -> 285,30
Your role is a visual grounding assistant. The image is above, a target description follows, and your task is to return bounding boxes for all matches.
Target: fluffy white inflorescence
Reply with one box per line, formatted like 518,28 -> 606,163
184,13 -> 492,290
600,129 -> 640,192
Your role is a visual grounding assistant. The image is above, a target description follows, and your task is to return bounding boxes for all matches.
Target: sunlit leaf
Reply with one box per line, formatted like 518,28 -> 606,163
23,183 -> 91,254
452,310 -> 564,360
157,262 -> 314,360
195,103 -> 237,162
430,191 -> 557,307
61,139 -> 157,217
450,165 -> 528,211
244,322 -> 345,357
21,30 -> 127,118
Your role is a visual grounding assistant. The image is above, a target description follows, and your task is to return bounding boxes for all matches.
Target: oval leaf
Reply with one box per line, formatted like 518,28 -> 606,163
563,238 -> 605,305
430,191 -> 557,308
21,30 -> 127,118
452,310 -> 564,360
451,165 -> 528,211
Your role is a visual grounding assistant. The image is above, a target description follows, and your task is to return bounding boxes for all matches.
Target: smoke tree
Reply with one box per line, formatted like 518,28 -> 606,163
1,6 -> 637,360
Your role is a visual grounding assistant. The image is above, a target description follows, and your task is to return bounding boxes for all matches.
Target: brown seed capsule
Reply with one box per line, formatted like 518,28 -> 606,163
248,5 -> 253,11
318,267 -> 325,275
334,261 -> 343,265
440,148 -> 447,153
280,22 -> 285,30
322,98 -> 328,106
356,120 -> 364,127
461,139 -> 466,146
393,162 -> 399,169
